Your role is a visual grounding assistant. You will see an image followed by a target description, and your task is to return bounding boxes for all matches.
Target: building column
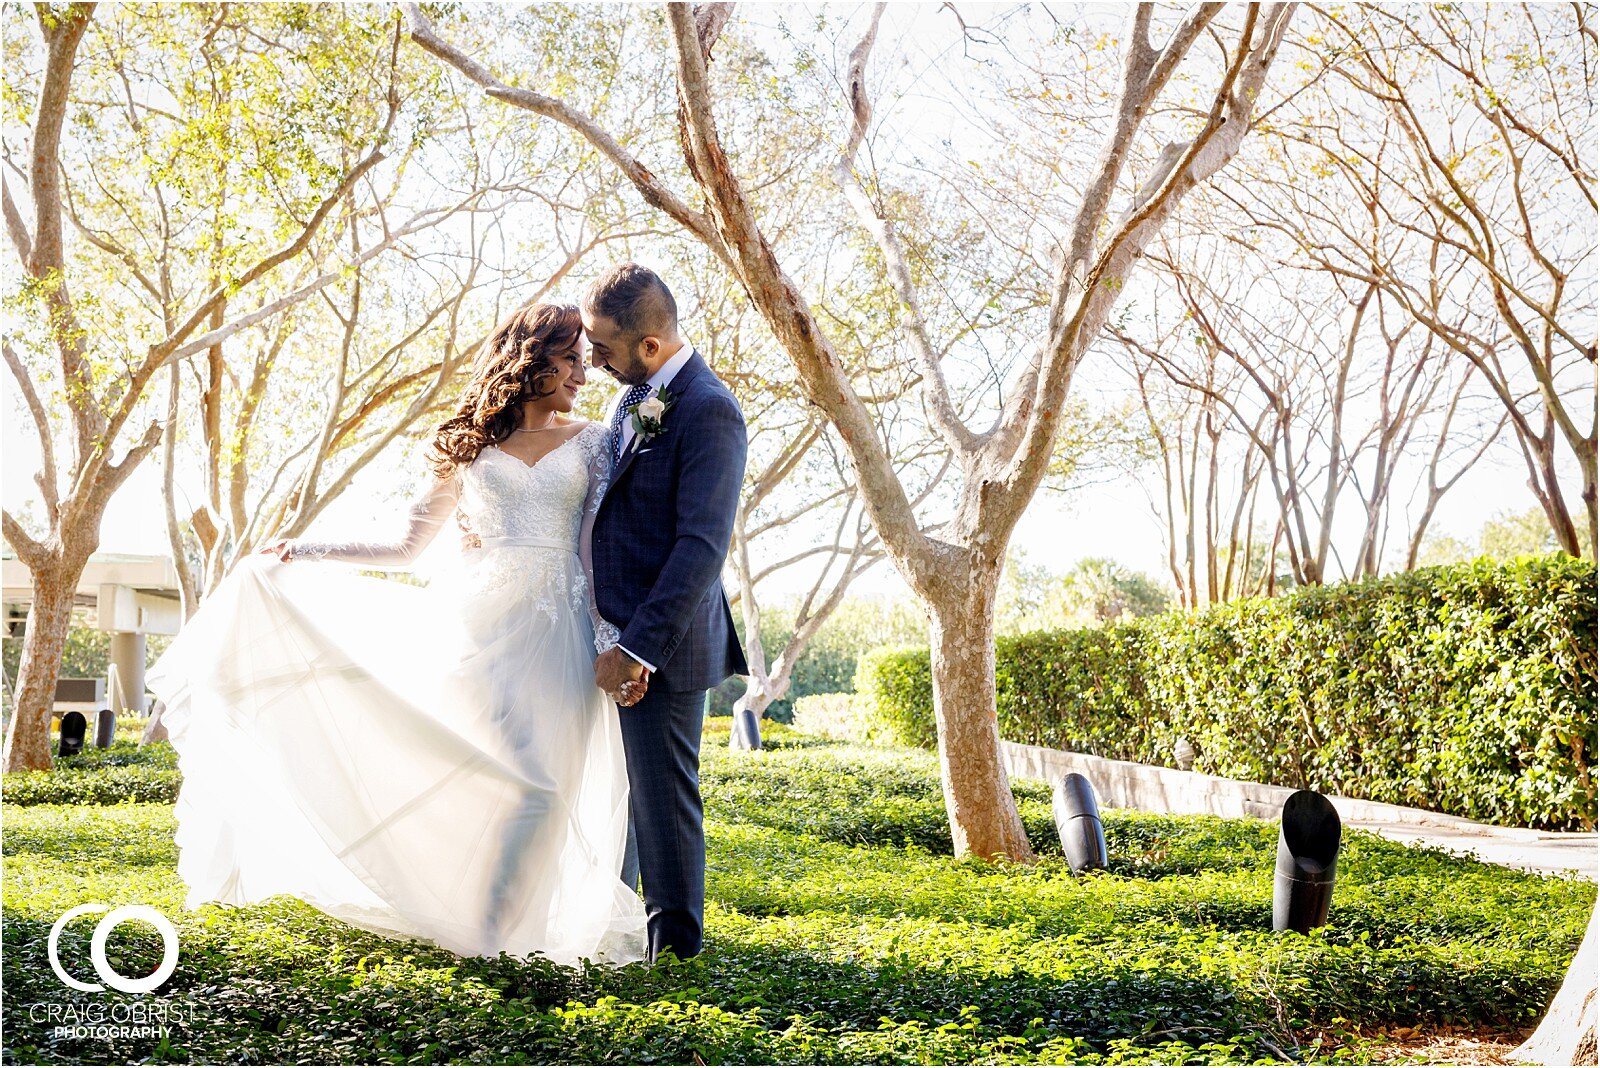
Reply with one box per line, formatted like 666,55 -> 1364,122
109,631 -> 146,713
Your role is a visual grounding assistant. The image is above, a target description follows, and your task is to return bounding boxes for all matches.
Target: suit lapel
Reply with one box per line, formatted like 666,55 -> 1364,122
608,429 -> 647,489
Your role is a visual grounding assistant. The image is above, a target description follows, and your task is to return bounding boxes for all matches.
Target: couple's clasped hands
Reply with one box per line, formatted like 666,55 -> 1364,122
595,646 -> 648,708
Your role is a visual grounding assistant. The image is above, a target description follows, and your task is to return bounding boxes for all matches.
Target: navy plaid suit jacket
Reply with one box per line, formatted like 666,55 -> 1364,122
592,349 -> 749,692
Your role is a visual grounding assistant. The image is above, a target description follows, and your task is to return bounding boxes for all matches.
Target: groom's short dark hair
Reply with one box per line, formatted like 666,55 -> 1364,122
584,262 -> 678,337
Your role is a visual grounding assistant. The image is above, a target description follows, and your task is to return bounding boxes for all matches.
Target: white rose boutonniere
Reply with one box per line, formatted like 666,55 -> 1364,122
628,386 -> 676,447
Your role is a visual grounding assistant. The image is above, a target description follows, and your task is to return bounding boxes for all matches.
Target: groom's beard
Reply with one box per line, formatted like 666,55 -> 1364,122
604,350 -> 650,386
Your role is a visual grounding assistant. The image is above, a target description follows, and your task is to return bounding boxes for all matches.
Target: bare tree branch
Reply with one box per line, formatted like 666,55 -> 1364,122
2,340 -> 59,517
3,175 -> 32,262
832,3 -> 981,459
402,2 -> 729,259
694,3 -> 733,58
1,510 -> 47,568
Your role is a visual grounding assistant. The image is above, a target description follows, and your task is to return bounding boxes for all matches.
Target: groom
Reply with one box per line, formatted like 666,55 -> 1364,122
585,262 -> 748,962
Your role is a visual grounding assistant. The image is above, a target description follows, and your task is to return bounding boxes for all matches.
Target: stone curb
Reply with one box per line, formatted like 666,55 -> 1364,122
999,740 -> 1565,840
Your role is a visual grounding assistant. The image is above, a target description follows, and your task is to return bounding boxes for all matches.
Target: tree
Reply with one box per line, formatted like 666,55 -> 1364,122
159,177 -> 648,611
1261,4 -> 1596,557
1056,558 -> 1171,627
1115,223 -> 1506,589
712,252 -> 944,738
407,1 -> 1296,860
727,421 -> 882,735
997,554 -> 1171,634
1414,504 -> 1592,567
1,4 -> 440,770
1113,294 -> 1273,606
1277,11 -> 1599,1039
1478,505 -> 1577,560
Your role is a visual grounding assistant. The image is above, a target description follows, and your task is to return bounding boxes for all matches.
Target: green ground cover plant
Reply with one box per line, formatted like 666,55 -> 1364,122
3,731 -> 1591,1065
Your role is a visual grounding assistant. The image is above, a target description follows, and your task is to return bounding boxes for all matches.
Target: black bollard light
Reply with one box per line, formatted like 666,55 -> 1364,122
57,711 -> 88,757
1273,790 -> 1342,934
1052,772 -> 1108,873
94,708 -> 116,748
729,708 -> 763,752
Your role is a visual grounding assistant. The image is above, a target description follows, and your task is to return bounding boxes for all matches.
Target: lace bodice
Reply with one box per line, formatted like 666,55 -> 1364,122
458,424 -> 607,546
284,421 -> 618,652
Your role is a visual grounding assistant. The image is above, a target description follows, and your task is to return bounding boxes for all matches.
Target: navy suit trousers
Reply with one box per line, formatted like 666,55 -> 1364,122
617,685 -> 707,960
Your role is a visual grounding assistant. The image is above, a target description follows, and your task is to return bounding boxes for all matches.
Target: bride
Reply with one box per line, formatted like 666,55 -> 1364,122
146,301 -> 649,966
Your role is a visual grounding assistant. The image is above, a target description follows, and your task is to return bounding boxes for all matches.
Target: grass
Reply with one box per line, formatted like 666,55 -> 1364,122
3,722 -> 1592,1065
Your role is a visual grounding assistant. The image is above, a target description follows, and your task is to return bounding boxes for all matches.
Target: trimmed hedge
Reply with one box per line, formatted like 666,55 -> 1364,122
860,554 -> 1597,830
792,692 -> 889,745
3,764 -> 180,807
3,739 -> 180,806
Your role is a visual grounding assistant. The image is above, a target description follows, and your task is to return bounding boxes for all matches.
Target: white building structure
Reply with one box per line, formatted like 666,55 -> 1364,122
2,551 -> 182,713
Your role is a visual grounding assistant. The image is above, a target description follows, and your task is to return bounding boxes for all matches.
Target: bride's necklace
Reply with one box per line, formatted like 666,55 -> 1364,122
513,419 -> 561,433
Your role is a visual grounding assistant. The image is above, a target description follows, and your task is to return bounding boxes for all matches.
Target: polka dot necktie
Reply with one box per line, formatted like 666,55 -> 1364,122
611,383 -> 651,463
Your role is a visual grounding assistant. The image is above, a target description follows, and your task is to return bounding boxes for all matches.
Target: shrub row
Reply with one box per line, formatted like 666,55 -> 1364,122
3,764 -> 181,807
860,554 -> 1598,830
3,740 -> 180,806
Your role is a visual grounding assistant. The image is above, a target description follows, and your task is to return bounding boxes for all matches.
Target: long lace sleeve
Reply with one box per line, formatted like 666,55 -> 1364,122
285,470 -> 461,569
578,424 -> 621,655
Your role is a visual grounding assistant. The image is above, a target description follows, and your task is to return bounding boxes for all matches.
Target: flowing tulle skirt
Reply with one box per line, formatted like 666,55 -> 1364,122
145,549 -> 647,966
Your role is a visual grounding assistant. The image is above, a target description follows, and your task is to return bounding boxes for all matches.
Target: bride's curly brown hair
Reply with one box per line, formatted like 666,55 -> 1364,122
428,302 -> 583,478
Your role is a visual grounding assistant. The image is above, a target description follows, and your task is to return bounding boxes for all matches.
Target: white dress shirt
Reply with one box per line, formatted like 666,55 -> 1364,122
607,342 -> 694,676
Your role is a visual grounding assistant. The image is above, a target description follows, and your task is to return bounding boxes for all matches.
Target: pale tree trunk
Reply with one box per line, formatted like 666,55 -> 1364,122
1404,369 -> 1505,569
3,555 -> 86,771
927,559 -> 1032,862
5,506 -> 150,774
162,360 -> 200,620
729,514 -> 768,751
1513,901 -> 1598,1066
139,705 -> 170,747
1203,401 -> 1220,603
728,614 -> 782,751
727,566 -> 868,752
1121,332 -> 1270,607
1131,360 -> 1192,607
732,679 -> 779,718
724,420 -> 887,752
729,676 -> 780,752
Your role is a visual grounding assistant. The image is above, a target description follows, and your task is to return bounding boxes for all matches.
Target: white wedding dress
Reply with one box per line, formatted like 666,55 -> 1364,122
146,421 -> 648,966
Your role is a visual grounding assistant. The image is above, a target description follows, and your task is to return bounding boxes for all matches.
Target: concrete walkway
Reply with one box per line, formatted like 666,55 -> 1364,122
1343,820 -> 1596,877
1001,740 -> 1597,878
